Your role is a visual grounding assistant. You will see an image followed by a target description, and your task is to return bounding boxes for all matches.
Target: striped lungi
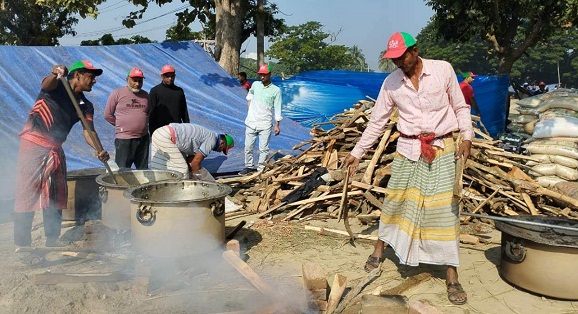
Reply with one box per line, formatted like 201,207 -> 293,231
150,125 -> 189,177
378,137 -> 460,267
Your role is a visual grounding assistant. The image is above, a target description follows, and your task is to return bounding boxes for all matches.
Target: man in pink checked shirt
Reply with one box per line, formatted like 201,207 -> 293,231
344,32 -> 472,306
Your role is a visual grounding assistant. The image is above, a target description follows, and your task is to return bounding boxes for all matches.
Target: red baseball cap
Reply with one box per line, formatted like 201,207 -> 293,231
161,64 -> 175,75
127,67 -> 144,78
382,32 -> 417,59
257,64 -> 271,75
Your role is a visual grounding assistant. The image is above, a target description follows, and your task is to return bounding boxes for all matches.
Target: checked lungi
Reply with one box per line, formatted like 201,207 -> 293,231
378,137 -> 460,267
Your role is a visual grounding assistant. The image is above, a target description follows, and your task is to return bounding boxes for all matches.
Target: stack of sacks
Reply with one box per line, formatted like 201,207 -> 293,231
512,93 -> 549,135
525,89 -> 578,187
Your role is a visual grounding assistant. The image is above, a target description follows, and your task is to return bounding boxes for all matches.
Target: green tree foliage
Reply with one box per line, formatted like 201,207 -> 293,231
417,21 -> 578,87
425,0 -> 578,74
80,34 -> 155,46
266,21 -> 366,75
1,0 -> 79,45
165,25 -> 206,42
416,22 -> 497,74
39,0 -> 286,75
344,45 -> 369,71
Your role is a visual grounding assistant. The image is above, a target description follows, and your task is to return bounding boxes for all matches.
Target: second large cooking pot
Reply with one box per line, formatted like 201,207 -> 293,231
65,168 -> 105,223
96,169 -> 183,230
124,180 -> 232,258
496,215 -> 578,300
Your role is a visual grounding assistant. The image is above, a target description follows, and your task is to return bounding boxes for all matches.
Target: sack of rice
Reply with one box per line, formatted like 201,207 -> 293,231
536,95 -> 578,113
514,114 -> 540,124
539,108 -> 578,120
535,176 -> 567,188
531,163 -> 578,180
523,119 -> 538,134
526,154 -> 578,168
516,107 -> 539,116
516,94 -> 546,108
527,140 -> 578,159
532,117 -> 578,138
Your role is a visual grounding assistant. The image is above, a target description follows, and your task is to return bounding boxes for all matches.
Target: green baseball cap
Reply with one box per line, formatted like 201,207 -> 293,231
223,134 -> 234,155
68,60 -> 103,76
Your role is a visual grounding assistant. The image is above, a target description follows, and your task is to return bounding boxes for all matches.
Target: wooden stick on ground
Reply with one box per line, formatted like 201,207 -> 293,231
222,250 -> 282,302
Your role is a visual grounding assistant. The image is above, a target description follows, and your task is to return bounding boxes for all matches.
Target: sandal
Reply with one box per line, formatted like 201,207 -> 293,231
364,255 -> 384,273
446,282 -> 467,305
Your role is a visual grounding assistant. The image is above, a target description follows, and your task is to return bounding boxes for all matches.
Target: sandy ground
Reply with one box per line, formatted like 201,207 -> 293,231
0,205 -> 577,314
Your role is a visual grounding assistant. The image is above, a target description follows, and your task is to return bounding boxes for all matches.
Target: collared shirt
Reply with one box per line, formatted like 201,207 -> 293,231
170,123 -> 219,157
351,58 -> 473,161
245,81 -> 283,130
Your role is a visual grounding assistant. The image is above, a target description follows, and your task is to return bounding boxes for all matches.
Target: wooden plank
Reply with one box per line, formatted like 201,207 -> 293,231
304,226 -> 378,241
222,250 -> 282,301
521,192 -> 539,215
362,124 -> 393,184
327,274 -> 347,314
379,273 -> 431,296
302,262 -> 328,290
350,180 -> 388,195
322,139 -> 337,167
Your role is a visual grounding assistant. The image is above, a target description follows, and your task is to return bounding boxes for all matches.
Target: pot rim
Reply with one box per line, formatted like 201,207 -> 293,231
124,179 -> 232,204
67,167 -> 106,179
95,169 -> 184,188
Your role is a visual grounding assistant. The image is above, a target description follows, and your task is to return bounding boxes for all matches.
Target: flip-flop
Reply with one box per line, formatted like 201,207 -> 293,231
364,255 -> 384,273
447,282 -> 467,305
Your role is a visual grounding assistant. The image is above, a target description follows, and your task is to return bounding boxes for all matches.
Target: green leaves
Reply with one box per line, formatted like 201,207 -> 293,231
266,21 -> 368,75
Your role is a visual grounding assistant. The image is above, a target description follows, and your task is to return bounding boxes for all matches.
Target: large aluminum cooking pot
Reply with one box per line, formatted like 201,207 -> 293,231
496,215 -> 578,300
96,169 -> 183,230
65,168 -> 106,222
124,180 -> 232,258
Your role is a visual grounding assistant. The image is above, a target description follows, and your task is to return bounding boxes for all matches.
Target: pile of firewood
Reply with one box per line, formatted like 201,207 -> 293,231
220,99 -> 578,225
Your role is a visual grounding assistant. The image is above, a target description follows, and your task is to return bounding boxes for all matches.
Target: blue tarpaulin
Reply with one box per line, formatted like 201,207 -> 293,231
0,41 -> 311,200
280,70 -> 508,137
0,42 -> 509,202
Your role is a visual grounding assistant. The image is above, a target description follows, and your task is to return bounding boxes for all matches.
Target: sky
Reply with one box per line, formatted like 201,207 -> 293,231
59,0 -> 434,71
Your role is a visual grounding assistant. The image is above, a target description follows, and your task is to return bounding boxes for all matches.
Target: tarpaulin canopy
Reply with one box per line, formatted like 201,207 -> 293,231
0,41 -> 310,200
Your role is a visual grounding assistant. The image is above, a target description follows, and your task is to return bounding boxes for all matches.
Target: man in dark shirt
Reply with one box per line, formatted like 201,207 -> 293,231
13,60 -> 110,247
148,64 -> 190,136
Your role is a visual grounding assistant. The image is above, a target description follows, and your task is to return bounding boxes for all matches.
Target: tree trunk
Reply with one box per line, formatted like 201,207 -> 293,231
498,56 -> 515,74
256,0 -> 265,67
214,0 -> 246,75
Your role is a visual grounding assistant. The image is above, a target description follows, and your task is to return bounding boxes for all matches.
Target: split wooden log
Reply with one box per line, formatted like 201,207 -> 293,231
222,250 -> 282,301
327,274 -> 348,314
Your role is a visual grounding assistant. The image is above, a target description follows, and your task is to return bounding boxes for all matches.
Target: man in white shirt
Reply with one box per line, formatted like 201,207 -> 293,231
239,64 -> 282,175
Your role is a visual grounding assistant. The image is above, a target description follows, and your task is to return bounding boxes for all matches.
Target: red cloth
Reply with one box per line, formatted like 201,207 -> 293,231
459,81 -> 474,105
241,81 -> 252,91
417,133 -> 437,164
13,139 -> 67,212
